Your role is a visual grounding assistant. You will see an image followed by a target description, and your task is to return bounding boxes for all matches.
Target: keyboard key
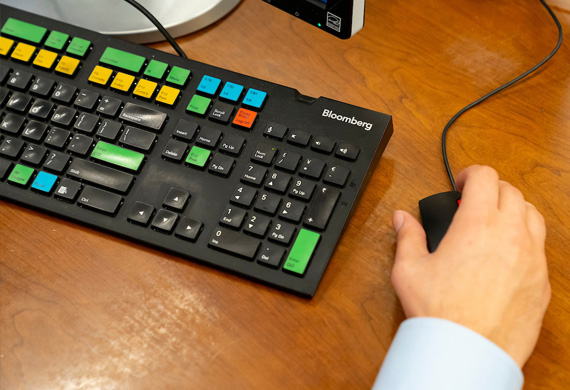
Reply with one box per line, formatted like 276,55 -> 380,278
254,191 -> 281,215
208,227 -> 260,260
155,85 -> 180,106
323,165 -> 350,187
278,200 -> 306,223
45,127 -> 71,149
187,94 -> 211,116
208,153 -> 235,177
263,122 -> 288,140
97,96 -> 122,117
67,134 -> 93,156
311,136 -> 335,154
185,146 -> 211,168
96,119 -> 122,141
54,178 -> 81,201
133,79 -> 157,99
55,55 -> 80,76
74,112 -> 99,134
219,133 -> 245,156
100,47 -> 145,73
174,217 -> 203,241
119,102 -> 167,131
196,126 -> 221,149
265,170 -> 291,194
230,185 -> 257,208
91,141 -> 144,171
89,66 -> 114,87
6,92 -> 31,112
21,144 -> 47,166
33,49 -> 58,70
119,126 -> 156,152
172,119 -> 198,141
0,68 -> 11,85
52,83 -> 77,104
283,229 -> 320,275
43,151 -> 69,173
241,164 -> 266,186
127,201 -> 155,225
268,222 -> 296,246
197,75 -> 221,96
162,139 -> 187,162
111,72 -> 135,93
144,59 -> 168,79
22,121 -> 48,142
209,101 -> 234,124
31,171 -> 57,194
289,178 -> 315,201
52,106 -> 77,127
66,37 -> 91,58
287,129 -> 311,147
0,137 -> 24,159
0,87 -> 10,106
29,99 -> 54,119
232,108 -> 257,129
7,163 -> 34,186
67,159 -> 133,193
7,70 -> 32,90
299,157 -> 325,180
74,89 -> 100,110
11,42 -> 36,63
0,36 -> 14,56
243,88 -> 267,110
0,159 -> 13,181
45,30 -> 69,51
151,209 -> 178,233
1,18 -> 47,44
304,186 -> 340,230
0,113 -> 26,134
163,187 -> 190,211
275,151 -> 301,172
78,186 -> 122,215
220,82 -> 243,102
29,77 -> 55,97
166,66 -> 191,87
335,143 -> 360,161
251,143 -> 277,165
243,213 -> 271,238
220,205 -> 247,229
257,244 -> 285,268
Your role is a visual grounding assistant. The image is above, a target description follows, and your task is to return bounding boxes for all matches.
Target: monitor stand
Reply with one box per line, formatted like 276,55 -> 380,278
2,0 -> 241,44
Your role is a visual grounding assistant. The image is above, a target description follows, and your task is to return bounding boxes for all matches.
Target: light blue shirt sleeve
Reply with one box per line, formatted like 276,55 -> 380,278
372,317 -> 523,390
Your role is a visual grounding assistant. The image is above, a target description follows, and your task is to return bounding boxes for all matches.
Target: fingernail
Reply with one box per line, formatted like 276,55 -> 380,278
393,210 -> 405,232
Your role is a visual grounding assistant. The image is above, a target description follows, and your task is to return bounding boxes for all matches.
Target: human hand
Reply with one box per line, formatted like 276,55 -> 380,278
391,165 -> 550,368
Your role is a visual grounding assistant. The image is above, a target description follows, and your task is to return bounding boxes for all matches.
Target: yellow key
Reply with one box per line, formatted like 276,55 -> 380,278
89,65 -> 113,86
111,72 -> 135,92
11,42 -> 36,62
0,36 -> 14,56
33,49 -> 58,70
133,78 -> 157,99
156,85 -> 180,106
55,55 -> 80,76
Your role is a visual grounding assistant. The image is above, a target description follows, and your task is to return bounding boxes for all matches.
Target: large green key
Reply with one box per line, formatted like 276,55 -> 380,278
283,229 -> 320,275
91,141 -> 144,171
100,47 -> 145,73
7,164 -> 34,186
1,18 -> 47,44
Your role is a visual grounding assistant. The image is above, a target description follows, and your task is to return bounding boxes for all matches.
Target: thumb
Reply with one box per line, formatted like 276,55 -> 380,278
393,210 -> 430,263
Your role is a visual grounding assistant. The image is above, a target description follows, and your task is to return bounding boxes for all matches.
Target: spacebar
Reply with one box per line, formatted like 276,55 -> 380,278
67,159 -> 134,194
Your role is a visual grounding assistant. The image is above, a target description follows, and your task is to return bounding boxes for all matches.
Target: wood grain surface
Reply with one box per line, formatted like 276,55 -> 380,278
1,0 -> 569,388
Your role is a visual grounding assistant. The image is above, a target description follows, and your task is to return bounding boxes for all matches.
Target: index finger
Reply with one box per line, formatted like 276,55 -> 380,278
455,165 -> 500,211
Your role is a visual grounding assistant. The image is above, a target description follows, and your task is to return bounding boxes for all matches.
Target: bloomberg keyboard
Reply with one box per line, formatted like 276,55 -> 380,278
0,5 -> 392,297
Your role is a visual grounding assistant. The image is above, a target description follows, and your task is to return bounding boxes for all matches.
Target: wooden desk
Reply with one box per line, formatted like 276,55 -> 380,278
1,0 -> 569,388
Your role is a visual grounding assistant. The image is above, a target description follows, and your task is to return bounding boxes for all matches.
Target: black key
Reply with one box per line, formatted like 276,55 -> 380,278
243,213 -> 271,238
0,87 -> 10,107
45,127 -> 71,149
163,187 -> 190,211
78,186 -> 122,215
172,119 -> 198,141
265,170 -> 291,194
219,132 -> 245,156
22,121 -> 48,143
275,151 -> 301,172
254,191 -> 281,215
304,186 -> 341,230
52,106 -> 76,127
289,178 -> 315,201
120,126 -> 156,152
268,222 -> 296,246
54,178 -> 82,202
52,83 -> 77,104
196,126 -> 221,149
323,165 -> 350,187
96,119 -> 122,141
67,159 -> 133,193
230,185 -> 257,208
241,164 -> 267,187
311,136 -> 335,154
127,201 -> 155,225
43,151 -> 70,173
97,96 -> 122,117
220,205 -> 247,229
6,92 -> 31,112
7,70 -> 32,90
299,157 -> 325,180
278,200 -> 306,223
21,144 -> 47,166
335,143 -> 360,161
257,244 -> 285,268
0,159 -> 13,180
0,137 -> 24,159
287,129 -> 311,147
29,99 -> 53,119
251,143 -> 277,165
174,217 -> 203,241
74,89 -> 99,110
208,153 -> 234,177
151,209 -> 178,233
29,77 -> 55,97
0,113 -> 25,134
263,122 -> 288,140
67,134 -> 93,156
119,102 -> 167,131
209,101 -> 234,124
0,68 -> 11,85
74,112 -> 99,134
209,227 -> 260,259
162,139 -> 187,162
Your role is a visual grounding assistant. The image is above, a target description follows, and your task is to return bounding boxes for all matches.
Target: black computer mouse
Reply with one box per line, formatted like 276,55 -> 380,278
418,191 -> 461,252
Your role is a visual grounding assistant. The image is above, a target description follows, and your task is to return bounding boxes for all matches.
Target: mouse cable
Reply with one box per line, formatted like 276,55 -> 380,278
122,0 -> 188,59
442,0 -> 562,191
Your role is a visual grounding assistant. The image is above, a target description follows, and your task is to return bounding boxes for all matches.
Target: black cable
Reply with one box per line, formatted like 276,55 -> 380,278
122,0 -> 188,58
442,0 -> 563,191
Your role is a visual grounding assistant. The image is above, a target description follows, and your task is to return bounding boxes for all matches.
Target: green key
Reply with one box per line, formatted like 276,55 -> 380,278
187,95 -> 211,116
45,30 -> 69,50
283,229 -> 321,275
1,18 -> 46,44
7,164 -> 34,186
144,59 -> 168,79
66,37 -> 91,57
166,66 -> 191,86
91,141 -> 144,172
185,146 -> 211,168
100,47 -> 145,73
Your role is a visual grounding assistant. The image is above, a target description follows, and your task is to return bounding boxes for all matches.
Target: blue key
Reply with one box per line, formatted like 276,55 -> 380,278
31,171 -> 58,193
220,82 -> 244,102
197,75 -> 222,96
243,88 -> 267,109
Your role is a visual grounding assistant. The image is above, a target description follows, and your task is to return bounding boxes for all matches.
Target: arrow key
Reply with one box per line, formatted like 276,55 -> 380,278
175,217 -> 203,241
230,185 -> 257,208
127,201 -> 155,226
151,209 -> 178,233
163,187 -> 190,211
243,213 -> 271,238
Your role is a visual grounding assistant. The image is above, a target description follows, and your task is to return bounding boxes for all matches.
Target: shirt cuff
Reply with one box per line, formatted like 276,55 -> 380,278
372,317 -> 523,390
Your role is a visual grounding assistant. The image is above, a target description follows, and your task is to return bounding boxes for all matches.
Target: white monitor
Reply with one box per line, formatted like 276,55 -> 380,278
1,0 -> 241,43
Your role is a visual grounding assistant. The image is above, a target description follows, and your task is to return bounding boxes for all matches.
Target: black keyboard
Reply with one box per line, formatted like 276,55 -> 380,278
0,5 -> 392,297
